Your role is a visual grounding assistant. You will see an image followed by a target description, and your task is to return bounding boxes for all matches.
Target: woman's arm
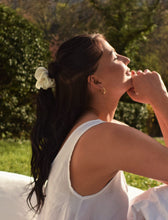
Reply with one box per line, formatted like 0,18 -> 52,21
152,94 -> 168,147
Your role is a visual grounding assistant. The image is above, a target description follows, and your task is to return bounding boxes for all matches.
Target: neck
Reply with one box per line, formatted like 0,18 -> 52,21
89,95 -> 119,122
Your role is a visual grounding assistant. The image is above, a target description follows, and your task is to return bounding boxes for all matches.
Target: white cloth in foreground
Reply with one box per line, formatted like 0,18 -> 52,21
1,171 -> 167,220
0,171 -> 36,220
128,184 -> 168,220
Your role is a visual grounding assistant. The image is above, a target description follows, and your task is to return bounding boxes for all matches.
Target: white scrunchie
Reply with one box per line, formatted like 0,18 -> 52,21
34,67 -> 55,90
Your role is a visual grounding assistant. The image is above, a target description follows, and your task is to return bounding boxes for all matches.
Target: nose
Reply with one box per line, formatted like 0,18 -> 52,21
120,55 -> 130,65
125,56 -> 130,65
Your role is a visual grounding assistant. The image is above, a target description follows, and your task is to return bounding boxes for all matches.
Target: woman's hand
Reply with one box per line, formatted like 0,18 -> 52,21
127,69 -> 168,106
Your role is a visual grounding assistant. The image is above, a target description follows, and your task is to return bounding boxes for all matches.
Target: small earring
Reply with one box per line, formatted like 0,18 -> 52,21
101,87 -> 107,95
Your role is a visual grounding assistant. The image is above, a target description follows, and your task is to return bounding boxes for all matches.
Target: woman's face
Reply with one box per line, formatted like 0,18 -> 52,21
94,38 -> 132,97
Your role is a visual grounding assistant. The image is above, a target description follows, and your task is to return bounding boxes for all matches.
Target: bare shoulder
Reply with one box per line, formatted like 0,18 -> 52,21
79,119 -> 134,144
79,120 -> 125,141
77,120 -> 135,157
85,119 -> 134,140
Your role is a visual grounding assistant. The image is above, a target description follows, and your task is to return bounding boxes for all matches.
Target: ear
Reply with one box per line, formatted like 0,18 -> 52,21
87,75 -> 102,90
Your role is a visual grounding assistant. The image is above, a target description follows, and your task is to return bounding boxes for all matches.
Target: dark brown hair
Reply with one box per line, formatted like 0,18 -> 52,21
27,34 -> 104,213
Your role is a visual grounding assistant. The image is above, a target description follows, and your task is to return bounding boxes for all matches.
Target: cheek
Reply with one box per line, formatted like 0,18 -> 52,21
104,74 -> 121,90
105,68 -> 126,89
108,66 -> 125,82
97,63 -> 126,87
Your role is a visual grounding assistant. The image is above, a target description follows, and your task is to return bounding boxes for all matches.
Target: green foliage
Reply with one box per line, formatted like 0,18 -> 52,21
0,0 -> 102,41
146,104 -> 161,137
135,15 -> 168,88
114,101 -> 149,132
89,0 -> 161,69
0,4 -> 50,138
155,137 -> 165,145
125,172 -> 162,190
54,1 -> 102,41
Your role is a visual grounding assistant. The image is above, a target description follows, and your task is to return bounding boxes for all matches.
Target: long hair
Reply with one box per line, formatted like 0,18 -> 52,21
27,34 -> 104,213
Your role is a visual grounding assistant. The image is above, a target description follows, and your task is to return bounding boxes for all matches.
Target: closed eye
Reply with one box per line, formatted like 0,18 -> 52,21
113,56 -> 118,61
113,51 -> 119,61
110,49 -> 118,61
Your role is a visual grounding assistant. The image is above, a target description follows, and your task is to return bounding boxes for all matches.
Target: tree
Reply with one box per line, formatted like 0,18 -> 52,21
0,0 -> 165,53
0,4 -> 50,138
0,0 -> 102,41
89,0 -> 161,59
136,11 -> 168,87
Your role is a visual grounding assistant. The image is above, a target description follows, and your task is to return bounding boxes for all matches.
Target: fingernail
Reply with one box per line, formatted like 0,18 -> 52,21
131,70 -> 136,75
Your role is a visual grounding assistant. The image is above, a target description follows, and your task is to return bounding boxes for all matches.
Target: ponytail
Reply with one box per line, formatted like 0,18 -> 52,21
27,88 -> 58,212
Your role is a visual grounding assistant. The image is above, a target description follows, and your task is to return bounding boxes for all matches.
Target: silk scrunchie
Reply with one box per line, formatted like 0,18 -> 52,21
34,67 -> 55,90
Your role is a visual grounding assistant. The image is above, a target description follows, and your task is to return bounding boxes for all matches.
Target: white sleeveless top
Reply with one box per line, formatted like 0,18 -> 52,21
37,119 -> 129,220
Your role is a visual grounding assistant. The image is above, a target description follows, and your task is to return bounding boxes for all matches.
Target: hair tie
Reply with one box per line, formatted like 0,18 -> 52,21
34,67 -> 56,90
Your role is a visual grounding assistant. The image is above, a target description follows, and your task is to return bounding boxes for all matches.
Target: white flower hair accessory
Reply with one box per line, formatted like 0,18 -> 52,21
34,67 -> 55,90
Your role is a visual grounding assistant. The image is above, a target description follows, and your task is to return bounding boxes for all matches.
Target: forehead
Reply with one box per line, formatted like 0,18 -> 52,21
98,38 -> 115,54
94,39 -> 115,75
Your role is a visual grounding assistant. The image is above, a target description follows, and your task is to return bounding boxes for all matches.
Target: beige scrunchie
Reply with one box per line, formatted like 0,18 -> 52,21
34,67 -> 55,90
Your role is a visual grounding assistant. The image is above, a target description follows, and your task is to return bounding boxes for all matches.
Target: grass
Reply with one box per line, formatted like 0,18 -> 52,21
0,139 -> 31,176
0,138 -> 165,190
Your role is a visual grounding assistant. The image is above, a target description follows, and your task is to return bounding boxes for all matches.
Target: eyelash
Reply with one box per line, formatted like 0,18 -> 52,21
113,57 -> 118,61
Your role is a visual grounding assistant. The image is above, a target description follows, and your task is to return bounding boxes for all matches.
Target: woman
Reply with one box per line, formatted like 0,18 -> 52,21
27,34 -> 168,219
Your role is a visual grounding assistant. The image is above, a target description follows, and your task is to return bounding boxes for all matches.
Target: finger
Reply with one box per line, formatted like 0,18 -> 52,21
131,70 -> 137,78
152,71 -> 159,74
144,69 -> 151,73
152,71 -> 161,79
137,70 -> 143,75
